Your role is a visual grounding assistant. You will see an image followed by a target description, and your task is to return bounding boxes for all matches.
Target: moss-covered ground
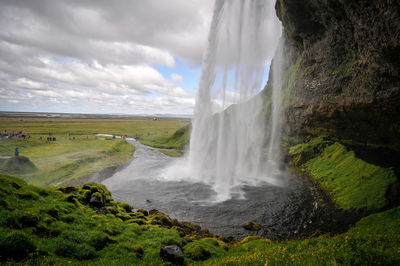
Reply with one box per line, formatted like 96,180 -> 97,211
289,136 -> 397,210
0,173 -> 398,265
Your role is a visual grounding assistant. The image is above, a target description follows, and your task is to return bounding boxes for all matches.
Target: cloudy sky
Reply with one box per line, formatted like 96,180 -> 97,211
0,0 -> 279,115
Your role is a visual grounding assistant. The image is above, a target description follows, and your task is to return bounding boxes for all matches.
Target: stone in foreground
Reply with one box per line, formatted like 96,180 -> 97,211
160,245 -> 184,265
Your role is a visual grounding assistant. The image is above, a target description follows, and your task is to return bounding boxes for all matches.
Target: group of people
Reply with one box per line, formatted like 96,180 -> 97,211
1,130 -> 30,140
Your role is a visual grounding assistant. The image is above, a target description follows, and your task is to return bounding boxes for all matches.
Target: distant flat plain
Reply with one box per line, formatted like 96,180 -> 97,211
0,115 -> 189,186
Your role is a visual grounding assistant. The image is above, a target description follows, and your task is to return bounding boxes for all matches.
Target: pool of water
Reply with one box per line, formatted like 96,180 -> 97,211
103,139 -> 317,239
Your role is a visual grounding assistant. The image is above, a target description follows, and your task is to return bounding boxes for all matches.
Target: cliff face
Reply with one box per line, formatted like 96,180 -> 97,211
275,0 -> 400,149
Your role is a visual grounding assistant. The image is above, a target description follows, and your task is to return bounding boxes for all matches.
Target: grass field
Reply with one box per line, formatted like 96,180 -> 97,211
0,117 -> 189,139
0,117 -> 189,186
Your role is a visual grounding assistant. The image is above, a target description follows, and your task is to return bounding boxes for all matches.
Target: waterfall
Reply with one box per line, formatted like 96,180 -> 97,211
167,0 -> 284,201
187,0 -> 284,201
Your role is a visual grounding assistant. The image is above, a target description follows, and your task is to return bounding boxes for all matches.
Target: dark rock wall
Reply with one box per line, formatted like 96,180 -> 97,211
275,0 -> 400,148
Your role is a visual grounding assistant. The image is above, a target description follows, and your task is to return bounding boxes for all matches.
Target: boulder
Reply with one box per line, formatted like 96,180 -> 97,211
89,194 -> 103,208
160,245 -> 184,265
82,184 -> 92,190
243,221 -> 261,231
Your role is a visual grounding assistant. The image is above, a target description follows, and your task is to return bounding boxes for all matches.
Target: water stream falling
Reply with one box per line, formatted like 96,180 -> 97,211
187,0 -> 284,201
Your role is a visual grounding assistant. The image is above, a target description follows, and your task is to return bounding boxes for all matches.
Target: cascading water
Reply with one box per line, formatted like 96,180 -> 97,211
187,0 -> 285,201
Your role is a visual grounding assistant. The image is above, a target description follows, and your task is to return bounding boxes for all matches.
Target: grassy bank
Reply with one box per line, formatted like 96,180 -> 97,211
158,149 -> 182,157
140,124 -> 190,150
0,173 -> 398,265
288,136 -> 397,210
0,137 -> 135,186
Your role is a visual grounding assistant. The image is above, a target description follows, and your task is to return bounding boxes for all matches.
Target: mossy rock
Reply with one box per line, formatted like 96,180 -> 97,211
116,212 -> 131,221
120,202 -> 133,212
19,210 -> 40,228
185,243 -> 211,261
243,221 -> 261,231
127,219 -> 146,225
133,243 -> 144,259
46,207 -> 59,219
137,208 -> 149,216
14,190 -> 40,200
57,186 -> 78,194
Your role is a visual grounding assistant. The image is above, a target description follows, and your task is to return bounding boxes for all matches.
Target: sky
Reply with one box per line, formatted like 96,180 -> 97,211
0,0 -> 279,115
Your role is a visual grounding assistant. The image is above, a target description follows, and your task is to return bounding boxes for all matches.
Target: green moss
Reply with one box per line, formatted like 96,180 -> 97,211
120,202 -> 133,212
290,137 -> 396,210
281,55 -> 302,107
133,243 -> 144,258
185,243 -> 211,261
184,238 -> 227,262
330,60 -> 356,75
19,210 -> 40,228
239,236 -> 270,245
305,143 -> 396,210
289,136 -> 333,166
14,190 -> 40,200
54,241 -> 96,260
0,231 -> 37,261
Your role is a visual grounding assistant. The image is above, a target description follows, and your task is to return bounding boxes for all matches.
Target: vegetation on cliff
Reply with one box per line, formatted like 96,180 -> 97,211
275,0 -> 400,150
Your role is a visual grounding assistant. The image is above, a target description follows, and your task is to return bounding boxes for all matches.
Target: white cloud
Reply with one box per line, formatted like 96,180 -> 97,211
0,0 -> 214,114
171,74 -> 184,83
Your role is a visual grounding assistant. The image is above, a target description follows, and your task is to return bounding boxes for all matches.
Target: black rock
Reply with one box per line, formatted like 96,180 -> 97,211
160,245 -> 184,265
82,184 -> 92,190
66,195 -> 76,203
89,195 -> 103,208
58,186 -> 77,194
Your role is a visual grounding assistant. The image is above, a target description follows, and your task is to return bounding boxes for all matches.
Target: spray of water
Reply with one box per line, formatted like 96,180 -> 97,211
165,0 -> 284,202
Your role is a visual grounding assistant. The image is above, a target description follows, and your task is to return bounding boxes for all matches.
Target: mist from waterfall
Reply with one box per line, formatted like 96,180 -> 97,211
165,0 -> 284,202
